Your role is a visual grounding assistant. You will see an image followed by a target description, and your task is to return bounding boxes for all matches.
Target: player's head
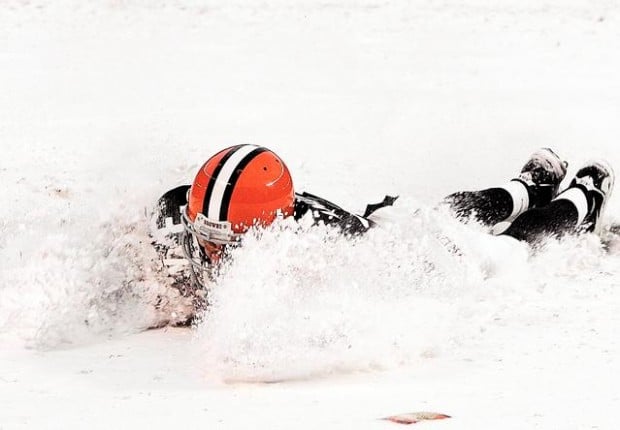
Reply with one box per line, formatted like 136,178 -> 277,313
181,144 -> 295,287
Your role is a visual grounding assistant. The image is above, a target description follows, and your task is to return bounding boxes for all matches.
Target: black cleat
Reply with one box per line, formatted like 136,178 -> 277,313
514,148 -> 568,207
568,160 -> 615,232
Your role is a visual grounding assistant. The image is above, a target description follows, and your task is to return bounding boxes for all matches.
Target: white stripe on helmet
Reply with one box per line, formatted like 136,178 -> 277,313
206,144 -> 259,220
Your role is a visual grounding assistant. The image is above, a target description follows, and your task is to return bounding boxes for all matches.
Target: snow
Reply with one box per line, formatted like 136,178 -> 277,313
2,0 -> 620,428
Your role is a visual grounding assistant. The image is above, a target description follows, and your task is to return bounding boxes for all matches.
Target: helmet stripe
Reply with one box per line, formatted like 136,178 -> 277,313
219,146 -> 269,221
206,144 -> 261,220
202,144 -> 245,218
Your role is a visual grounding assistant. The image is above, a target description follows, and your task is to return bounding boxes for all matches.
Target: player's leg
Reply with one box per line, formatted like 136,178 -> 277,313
502,160 -> 615,243
445,148 -> 568,226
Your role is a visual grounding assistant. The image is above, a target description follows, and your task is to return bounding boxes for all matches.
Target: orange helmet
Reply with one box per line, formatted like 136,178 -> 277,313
181,145 -> 295,286
182,145 -> 295,286
185,144 -> 294,239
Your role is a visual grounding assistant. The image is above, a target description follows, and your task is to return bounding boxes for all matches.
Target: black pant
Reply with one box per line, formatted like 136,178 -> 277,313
445,188 -> 584,244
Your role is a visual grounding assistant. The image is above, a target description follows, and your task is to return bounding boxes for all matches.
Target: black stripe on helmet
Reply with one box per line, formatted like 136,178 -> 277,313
202,145 -> 245,217
219,146 -> 269,221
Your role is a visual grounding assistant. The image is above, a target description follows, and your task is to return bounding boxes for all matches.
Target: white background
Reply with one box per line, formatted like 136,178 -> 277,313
2,1 -> 620,428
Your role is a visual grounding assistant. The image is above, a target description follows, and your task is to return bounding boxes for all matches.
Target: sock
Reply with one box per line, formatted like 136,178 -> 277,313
553,187 -> 589,226
500,180 -> 530,220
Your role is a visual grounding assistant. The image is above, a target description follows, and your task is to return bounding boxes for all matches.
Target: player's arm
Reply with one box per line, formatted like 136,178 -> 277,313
150,185 -> 191,268
293,191 -> 398,235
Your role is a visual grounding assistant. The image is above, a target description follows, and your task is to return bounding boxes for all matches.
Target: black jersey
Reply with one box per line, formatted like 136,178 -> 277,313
153,185 -> 397,238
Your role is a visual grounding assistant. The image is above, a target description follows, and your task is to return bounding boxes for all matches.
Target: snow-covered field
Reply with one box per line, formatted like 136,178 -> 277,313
2,0 -> 620,428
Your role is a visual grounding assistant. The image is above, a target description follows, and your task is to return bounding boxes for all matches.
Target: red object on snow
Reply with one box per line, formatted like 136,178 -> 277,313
382,411 -> 451,425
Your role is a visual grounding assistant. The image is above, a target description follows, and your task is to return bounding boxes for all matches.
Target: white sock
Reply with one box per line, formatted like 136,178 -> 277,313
501,180 -> 530,219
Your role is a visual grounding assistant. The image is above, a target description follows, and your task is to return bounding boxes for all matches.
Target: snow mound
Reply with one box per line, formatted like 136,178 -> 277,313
195,199 -> 617,381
